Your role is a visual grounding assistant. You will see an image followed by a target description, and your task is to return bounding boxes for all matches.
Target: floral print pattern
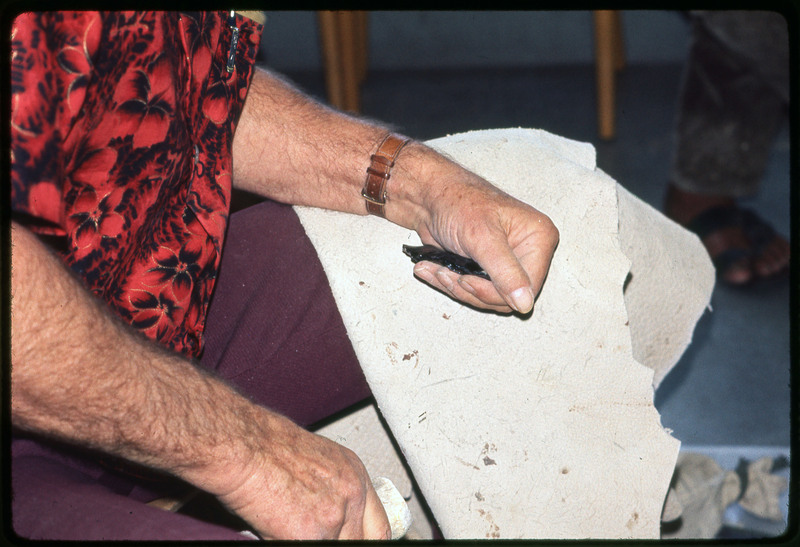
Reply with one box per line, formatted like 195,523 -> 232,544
11,12 -> 263,357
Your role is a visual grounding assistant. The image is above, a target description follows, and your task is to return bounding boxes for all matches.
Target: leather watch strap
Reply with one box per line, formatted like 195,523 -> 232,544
361,134 -> 410,217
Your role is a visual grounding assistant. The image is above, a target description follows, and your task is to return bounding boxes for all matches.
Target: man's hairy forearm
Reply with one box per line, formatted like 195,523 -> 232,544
11,222 -> 394,539
232,68 -> 384,213
10,222 -> 273,496
232,68 -> 440,231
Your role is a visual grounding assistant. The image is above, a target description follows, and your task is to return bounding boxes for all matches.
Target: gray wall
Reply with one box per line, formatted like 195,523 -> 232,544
259,11 -> 691,72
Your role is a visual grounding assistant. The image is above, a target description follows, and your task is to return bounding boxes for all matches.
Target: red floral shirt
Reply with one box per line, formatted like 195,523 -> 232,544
11,12 -> 263,357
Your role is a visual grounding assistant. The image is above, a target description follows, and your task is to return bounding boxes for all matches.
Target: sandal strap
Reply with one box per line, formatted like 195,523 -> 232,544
686,206 -> 778,250
738,208 -> 779,254
685,205 -> 784,282
711,247 -> 752,277
685,205 -> 746,240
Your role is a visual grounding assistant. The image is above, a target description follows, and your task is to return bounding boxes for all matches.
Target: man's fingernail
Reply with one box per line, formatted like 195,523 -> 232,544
414,263 -> 433,280
509,287 -> 534,313
458,277 -> 477,295
435,269 -> 455,291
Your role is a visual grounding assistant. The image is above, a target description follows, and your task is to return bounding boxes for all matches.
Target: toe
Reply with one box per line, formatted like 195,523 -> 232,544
754,236 -> 790,277
722,258 -> 754,285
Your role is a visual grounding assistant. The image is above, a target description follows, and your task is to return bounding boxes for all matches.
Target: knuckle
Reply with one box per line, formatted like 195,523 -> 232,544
543,216 -> 560,244
336,456 -> 368,501
317,498 -> 347,531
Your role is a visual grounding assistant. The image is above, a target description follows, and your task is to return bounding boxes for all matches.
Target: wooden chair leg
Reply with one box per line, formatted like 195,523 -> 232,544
317,11 -> 367,113
593,10 -> 624,141
338,11 -> 361,112
318,11 -> 345,110
353,10 -> 369,85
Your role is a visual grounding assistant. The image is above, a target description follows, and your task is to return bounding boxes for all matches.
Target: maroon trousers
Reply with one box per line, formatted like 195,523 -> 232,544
11,200 -> 372,540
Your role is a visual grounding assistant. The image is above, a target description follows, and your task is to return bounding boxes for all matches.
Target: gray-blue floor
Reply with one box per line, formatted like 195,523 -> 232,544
284,62 -> 792,450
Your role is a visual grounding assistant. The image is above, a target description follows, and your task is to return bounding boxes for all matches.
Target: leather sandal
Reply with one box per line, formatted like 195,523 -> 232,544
686,205 -> 788,286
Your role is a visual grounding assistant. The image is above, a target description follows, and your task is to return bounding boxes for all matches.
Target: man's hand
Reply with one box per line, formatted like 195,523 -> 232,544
214,414 -> 390,540
389,143 -> 560,314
